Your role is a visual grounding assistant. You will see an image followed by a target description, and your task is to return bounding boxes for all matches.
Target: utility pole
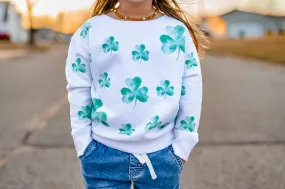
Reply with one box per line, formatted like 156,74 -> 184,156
25,0 -> 39,45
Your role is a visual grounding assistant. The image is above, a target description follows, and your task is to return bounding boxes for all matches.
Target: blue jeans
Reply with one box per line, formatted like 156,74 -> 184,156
79,140 -> 184,189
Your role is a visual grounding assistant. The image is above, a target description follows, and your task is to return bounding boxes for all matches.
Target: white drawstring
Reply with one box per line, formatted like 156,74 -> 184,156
133,154 -> 157,180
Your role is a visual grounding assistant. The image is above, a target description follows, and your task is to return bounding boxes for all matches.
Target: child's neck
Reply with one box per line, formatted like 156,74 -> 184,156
118,0 -> 155,17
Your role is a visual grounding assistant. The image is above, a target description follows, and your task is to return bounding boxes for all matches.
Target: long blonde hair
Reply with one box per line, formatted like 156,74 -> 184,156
91,0 -> 208,59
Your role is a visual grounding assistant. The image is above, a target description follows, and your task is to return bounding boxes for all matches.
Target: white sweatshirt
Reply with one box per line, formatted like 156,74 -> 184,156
65,14 -> 203,161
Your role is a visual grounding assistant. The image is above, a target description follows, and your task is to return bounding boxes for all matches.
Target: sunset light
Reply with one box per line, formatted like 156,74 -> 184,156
12,0 -> 94,17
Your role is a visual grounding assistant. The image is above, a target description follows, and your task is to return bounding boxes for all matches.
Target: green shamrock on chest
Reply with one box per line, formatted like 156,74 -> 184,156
91,98 -> 109,127
160,25 -> 186,60
102,36 -> 119,55
156,80 -> 175,99
119,124 -> 135,136
77,105 -> 92,120
179,116 -> 196,132
145,116 -> 170,131
185,52 -> 198,69
72,57 -> 86,74
80,22 -> 92,38
132,44 -> 150,63
121,77 -> 149,109
98,72 -> 111,90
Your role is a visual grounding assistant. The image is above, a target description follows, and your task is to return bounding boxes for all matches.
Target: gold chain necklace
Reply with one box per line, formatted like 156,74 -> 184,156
113,9 -> 159,21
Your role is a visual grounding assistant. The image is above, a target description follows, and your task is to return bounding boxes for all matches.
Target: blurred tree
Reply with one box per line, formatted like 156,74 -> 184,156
25,0 -> 39,46
56,12 -> 65,33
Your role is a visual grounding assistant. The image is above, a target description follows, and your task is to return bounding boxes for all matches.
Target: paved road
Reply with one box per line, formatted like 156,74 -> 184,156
0,45 -> 284,189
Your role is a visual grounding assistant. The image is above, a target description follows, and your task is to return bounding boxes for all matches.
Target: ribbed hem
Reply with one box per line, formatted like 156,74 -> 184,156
72,127 -> 92,157
172,132 -> 199,161
91,132 -> 174,154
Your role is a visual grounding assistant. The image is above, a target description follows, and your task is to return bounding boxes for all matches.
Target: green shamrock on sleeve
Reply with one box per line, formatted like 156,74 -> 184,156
179,116 -> 196,132
98,72 -> 111,90
72,57 -> 86,73
80,22 -> 92,38
156,80 -> 175,99
145,115 -> 170,131
121,77 -> 149,109
102,36 -> 119,55
119,124 -> 135,136
78,105 -> 92,120
185,52 -> 198,69
160,25 -> 186,60
132,44 -> 150,63
88,53 -> 92,63
91,98 -> 109,127
181,86 -> 186,96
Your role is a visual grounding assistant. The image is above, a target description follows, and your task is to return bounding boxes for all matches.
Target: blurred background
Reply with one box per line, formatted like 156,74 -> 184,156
0,0 -> 284,189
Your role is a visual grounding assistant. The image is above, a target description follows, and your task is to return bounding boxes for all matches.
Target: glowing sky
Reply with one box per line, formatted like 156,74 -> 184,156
4,0 -> 285,17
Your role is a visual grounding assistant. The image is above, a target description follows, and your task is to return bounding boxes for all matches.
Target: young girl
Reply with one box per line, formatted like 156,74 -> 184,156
66,0 -> 206,188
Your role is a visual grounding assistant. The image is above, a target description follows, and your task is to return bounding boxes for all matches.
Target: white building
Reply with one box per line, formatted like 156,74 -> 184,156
0,1 -> 29,43
202,9 -> 285,38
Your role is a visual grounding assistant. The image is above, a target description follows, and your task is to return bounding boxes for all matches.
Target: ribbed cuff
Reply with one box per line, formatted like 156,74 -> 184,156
172,132 -> 199,161
71,127 -> 92,157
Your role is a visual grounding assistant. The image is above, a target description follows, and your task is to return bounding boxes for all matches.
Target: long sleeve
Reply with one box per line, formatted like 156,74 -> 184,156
172,31 -> 203,161
65,26 -> 93,157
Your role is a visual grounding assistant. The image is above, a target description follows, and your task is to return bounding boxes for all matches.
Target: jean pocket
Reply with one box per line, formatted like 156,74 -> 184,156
79,140 -> 98,161
169,145 -> 183,171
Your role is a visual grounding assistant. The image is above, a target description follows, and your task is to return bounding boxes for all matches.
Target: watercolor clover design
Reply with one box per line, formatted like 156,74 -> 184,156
121,77 -> 149,109
185,52 -> 198,69
181,86 -> 186,96
132,44 -> 150,63
91,98 -> 109,127
119,124 -> 135,136
160,25 -> 186,60
102,36 -> 119,54
72,57 -> 86,73
78,105 -> 92,120
156,80 -> 175,99
88,53 -> 92,63
80,22 -> 92,38
179,116 -> 196,132
145,116 -> 170,131
98,72 -> 111,90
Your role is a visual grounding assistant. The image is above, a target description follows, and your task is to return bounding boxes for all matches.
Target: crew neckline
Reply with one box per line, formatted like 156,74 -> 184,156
101,13 -> 167,23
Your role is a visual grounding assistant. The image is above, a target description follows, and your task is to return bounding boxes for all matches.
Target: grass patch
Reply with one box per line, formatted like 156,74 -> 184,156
208,36 -> 285,64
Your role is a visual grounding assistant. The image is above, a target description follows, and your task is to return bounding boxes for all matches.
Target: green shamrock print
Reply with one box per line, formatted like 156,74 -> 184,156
72,57 -> 86,73
145,115 -> 170,131
179,116 -> 196,132
121,77 -> 149,109
181,86 -> 186,96
102,36 -> 119,55
119,124 -> 135,136
156,80 -> 175,99
160,25 -> 186,60
132,44 -> 150,63
91,98 -> 110,127
80,22 -> 92,38
98,72 -> 111,90
185,52 -> 198,69
78,105 -> 91,120
88,53 -> 92,63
